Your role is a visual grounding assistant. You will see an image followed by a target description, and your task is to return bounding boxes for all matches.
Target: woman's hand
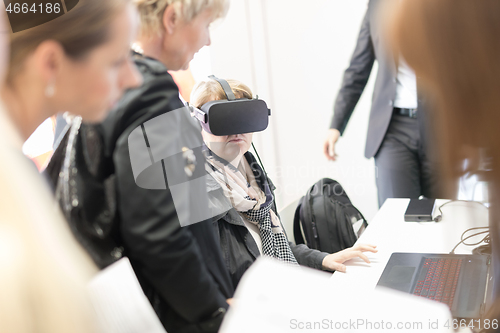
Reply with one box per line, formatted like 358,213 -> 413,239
322,244 -> 378,272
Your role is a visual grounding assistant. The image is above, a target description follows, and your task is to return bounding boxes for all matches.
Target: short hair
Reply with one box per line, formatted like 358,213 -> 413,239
134,0 -> 229,37
190,78 -> 253,108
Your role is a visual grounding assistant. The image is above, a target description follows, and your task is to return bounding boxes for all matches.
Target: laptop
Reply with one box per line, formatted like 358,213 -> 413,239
377,253 -> 493,319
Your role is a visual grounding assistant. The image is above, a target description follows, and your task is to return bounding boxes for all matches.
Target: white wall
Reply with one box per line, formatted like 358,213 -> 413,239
206,0 -> 379,221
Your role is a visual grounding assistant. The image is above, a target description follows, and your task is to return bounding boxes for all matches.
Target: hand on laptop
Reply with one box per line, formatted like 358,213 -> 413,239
322,244 -> 378,272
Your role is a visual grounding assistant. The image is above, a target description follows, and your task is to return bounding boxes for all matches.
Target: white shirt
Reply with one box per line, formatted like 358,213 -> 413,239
394,56 -> 418,109
239,213 -> 263,255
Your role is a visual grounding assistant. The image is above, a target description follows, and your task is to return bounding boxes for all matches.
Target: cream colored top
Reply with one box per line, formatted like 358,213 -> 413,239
0,102 -> 98,333
239,213 -> 263,255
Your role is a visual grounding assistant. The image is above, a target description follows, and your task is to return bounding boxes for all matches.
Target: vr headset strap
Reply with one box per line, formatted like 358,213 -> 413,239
209,75 -> 236,101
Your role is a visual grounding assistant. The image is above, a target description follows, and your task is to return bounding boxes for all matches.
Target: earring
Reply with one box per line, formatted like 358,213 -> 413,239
45,81 -> 55,97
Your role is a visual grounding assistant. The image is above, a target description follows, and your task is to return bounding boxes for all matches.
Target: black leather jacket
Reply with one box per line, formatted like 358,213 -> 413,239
104,55 -> 236,333
208,152 -> 329,287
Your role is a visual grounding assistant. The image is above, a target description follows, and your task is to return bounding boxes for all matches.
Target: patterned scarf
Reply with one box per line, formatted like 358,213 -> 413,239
204,148 -> 298,265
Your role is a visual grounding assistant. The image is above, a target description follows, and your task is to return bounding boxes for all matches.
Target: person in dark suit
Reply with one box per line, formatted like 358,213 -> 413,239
323,0 -> 441,207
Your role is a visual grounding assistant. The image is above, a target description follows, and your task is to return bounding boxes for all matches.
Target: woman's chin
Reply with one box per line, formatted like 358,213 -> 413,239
216,146 -> 241,162
230,141 -> 249,152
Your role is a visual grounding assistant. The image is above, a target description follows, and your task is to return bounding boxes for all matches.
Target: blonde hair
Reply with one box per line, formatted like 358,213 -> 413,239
8,0 -> 131,83
134,0 -> 229,37
191,78 -> 253,108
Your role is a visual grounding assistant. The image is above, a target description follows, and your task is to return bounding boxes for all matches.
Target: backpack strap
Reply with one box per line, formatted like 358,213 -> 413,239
293,197 -> 305,245
299,186 -> 320,250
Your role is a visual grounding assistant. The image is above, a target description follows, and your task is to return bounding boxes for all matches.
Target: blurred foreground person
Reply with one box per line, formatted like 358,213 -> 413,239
0,0 -> 142,330
392,0 -> 500,324
2,0 -> 141,137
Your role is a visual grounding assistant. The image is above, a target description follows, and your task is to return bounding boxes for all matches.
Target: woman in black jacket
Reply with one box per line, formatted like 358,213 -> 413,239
48,1 -> 235,333
190,78 -> 377,287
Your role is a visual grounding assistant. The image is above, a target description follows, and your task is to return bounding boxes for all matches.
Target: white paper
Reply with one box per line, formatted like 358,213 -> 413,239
87,258 -> 168,333
220,257 -> 454,333
352,218 -> 364,236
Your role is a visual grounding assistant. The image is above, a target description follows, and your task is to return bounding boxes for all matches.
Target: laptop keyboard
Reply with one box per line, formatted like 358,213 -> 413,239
412,257 -> 463,308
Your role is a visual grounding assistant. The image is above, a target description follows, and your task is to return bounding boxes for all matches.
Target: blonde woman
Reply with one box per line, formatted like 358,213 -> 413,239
0,0 -> 141,332
51,1 -> 233,332
2,0 -> 141,137
191,78 -> 378,287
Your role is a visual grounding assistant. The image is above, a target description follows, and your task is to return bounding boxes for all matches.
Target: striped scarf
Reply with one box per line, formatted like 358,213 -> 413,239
204,149 -> 298,265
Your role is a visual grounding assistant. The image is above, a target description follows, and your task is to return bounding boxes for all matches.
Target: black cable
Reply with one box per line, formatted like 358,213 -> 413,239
433,199 -> 488,222
449,226 -> 490,254
251,142 -> 270,184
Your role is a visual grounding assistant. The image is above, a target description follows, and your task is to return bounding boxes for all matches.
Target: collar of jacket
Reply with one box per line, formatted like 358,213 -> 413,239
205,151 -> 276,191
132,51 -> 169,75
99,53 -> 181,161
205,174 -> 244,226
206,174 -> 261,260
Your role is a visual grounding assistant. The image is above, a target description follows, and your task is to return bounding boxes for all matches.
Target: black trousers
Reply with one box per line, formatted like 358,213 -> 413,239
374,113 -> 441,207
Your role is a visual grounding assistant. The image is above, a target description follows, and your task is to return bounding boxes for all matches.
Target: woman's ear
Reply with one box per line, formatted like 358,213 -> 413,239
162,3 -> 180,34
32,40 -> 65,83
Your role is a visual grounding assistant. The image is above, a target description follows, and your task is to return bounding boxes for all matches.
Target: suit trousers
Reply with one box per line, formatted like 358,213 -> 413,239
374,113 -> 441,207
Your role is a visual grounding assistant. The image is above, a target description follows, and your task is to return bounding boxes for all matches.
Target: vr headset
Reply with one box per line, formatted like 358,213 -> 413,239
191,75 -> 271,136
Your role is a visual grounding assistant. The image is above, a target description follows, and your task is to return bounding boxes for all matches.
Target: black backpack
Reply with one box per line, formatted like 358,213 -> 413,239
293,178 -> 368,253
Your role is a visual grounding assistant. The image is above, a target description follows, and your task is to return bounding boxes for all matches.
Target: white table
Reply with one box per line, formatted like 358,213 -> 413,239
331,198 -> 489,291
220,199 -> 488,333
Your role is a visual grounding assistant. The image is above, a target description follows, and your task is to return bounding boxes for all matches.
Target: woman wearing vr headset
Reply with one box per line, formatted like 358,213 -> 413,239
191,78 -> 377,287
